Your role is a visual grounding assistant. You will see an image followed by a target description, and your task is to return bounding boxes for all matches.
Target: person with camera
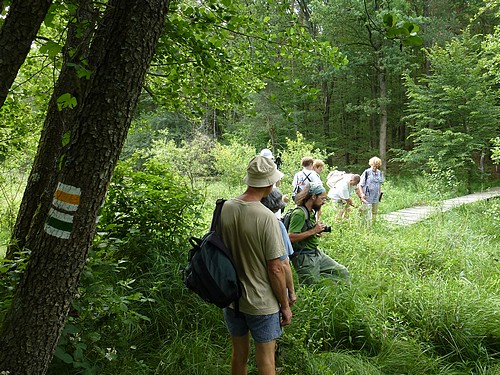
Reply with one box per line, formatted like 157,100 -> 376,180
288,182 -> 351,285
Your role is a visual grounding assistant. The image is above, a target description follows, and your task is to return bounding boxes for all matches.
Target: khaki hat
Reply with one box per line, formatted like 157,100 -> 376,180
243,156 -> 284,188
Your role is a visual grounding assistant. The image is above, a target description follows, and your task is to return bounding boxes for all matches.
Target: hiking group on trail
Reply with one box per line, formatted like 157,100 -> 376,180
190,151 -> 383,374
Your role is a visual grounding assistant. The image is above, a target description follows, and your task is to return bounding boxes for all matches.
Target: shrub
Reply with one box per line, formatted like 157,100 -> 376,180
48,155 -> 204,374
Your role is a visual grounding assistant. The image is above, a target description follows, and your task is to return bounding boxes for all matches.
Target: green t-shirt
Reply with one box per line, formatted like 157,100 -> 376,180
288,206 -> 319,251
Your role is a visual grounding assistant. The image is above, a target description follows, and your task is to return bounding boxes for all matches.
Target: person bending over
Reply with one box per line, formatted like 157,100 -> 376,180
288,182 -> 351,285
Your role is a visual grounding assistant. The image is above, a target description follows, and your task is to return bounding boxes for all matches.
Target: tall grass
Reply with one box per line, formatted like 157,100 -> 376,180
1,151 -> 499,374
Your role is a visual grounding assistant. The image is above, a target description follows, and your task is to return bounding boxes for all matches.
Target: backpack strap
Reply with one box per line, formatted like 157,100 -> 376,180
297,205 -> 311,228
210,199 -> 226,232
210,198 -> 241,315
303,171 -> 312,183
289,205 -> 314,257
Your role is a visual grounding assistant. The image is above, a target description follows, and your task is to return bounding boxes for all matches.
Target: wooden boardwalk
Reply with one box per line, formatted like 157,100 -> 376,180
381,186 -> 500,226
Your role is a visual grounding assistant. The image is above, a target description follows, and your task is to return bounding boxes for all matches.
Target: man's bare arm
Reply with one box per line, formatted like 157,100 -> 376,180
267,258 -> 292,325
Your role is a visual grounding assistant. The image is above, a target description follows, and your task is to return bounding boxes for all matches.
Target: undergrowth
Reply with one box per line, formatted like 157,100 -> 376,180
1,150 -> 499,374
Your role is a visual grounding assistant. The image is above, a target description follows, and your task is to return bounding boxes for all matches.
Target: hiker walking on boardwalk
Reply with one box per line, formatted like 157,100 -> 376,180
359,156 -> 384,222
288,182 -> 351,285
220,155 -> 292,375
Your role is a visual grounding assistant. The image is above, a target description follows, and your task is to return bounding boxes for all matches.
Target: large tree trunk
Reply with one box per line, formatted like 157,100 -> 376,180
0,0 -> 53,108
0,0 -> 169,373
7,0 -> 98,258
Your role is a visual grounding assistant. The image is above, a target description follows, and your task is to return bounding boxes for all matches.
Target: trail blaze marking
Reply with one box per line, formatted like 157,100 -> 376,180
44,182 -> 81,239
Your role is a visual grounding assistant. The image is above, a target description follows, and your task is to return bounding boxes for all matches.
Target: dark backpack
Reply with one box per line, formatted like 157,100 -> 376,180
184,199 -> 242,309
282,205 -> 311,231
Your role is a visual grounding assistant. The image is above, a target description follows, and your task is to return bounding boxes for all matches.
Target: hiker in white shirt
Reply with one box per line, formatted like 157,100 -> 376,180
292,156 -> 321,201
328,174 -> 361,219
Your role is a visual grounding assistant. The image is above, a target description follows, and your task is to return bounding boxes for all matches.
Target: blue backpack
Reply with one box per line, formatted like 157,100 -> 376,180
184,199 -> 242,309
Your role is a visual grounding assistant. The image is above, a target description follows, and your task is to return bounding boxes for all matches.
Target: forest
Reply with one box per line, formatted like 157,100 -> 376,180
0,0 -> 499,374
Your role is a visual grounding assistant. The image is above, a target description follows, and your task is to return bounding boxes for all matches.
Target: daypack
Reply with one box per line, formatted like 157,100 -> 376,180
184,199 -> 242,309
282,205 -> 309,231
326,170 -> 346,189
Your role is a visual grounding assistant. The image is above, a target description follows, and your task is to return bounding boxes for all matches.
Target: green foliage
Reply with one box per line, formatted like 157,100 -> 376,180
56,93 -> 78,111
0,250 -> 30,322
98,157 -> 203,263
150,131 -> 216,189
49,153 -> 205,374
403,33 -> 500,149
148,0 -> 346,118
393,128 -> 478,188
211,136 -> 256,187
279,132 -> 333,192
0,151 -> 33,253
49,249 -> 154,374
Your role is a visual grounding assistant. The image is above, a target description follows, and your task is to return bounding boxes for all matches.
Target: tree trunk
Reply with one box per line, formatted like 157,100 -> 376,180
378,59 -> 387,171
0,0 -> 53,108
322,80 -> 332,136
0,0 -> 169,373
7,0 -> 98,258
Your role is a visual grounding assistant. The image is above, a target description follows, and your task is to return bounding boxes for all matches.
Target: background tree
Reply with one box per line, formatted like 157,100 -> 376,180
7,0 -> 98,258
0,0 -> 53,107
0,0 -> 169,372
402,31 -> 500,190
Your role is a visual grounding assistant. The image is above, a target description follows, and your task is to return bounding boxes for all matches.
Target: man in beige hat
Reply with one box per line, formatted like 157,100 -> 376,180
220,155 -> 292,375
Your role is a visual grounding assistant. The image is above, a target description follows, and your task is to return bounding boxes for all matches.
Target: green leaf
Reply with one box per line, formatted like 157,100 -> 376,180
54,346 -> 74,364
56,93 -> 78,111
383,13 -> 396,28
62,131 -> 71,147
40,40 -> 62,58
404,22 -> 420,34
403,35 -> 424,46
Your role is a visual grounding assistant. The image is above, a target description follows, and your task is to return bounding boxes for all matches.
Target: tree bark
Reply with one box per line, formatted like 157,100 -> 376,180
7,0 -> 98,259
0,0 -> 53,108
378,59 -> 387,172
322,80 -> 332,136
0,0 -> 169,373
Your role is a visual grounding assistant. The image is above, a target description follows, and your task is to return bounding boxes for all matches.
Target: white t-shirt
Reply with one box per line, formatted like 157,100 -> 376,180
292,168 -> 321,194
328,174 -> 355,201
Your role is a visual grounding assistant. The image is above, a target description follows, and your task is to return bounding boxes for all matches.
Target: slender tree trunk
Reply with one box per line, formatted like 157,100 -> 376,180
0,0 -> 169,373
0,0 -> 53,108
378,59 -> 387,171
7,0 -> 98,258
322,80 -> 332,136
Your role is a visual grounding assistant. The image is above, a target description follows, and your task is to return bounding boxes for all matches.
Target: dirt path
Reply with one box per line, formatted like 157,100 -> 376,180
381,186 -> 500,226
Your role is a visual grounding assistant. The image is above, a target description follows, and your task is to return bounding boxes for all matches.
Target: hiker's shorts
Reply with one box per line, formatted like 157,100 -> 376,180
223,307 -> 282,343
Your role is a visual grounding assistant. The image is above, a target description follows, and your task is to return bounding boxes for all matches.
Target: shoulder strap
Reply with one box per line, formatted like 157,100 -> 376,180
297,205 -> 310,221
294,205 -> 312,230
360,170 -> 368,185
210,199 -> 226,232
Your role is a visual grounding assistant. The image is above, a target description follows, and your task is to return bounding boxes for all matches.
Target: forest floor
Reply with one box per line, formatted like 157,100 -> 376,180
381,186 -> 500,225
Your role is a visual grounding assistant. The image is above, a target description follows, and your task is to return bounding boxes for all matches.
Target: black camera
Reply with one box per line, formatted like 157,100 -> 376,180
322,225 -> 332,233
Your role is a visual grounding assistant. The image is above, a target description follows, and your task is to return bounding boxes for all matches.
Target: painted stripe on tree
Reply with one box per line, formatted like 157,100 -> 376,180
52,182 -> 81,212
45,183 -> 81,239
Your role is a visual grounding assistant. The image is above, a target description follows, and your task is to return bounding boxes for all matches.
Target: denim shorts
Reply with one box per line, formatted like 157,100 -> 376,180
223,307 -> 282,343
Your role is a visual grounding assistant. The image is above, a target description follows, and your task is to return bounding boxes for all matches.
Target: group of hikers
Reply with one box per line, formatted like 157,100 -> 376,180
217,150 -> 384,374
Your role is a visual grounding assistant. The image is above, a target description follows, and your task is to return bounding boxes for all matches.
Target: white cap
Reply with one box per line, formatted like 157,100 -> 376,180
260,148 -> 274,159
